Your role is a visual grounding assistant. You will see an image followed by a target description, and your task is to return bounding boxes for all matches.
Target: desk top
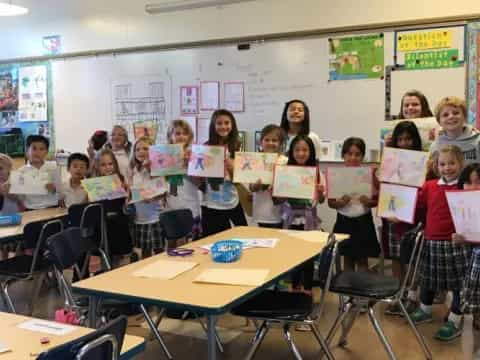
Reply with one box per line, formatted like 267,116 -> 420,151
0,208 -> 67,240
73,227 -> 346,314
0,312 -> 145,359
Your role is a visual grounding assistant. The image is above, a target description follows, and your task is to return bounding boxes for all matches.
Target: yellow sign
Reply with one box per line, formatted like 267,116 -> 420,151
397,30 -> 452,52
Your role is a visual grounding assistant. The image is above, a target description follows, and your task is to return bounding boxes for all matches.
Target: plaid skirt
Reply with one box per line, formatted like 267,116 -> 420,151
134,222 -> 163,251
463,248 -> 480,313
419,240 -> 471,291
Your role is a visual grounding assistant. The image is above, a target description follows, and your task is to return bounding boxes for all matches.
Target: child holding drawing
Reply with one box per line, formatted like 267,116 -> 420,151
382,121 -> 424,316
328,137 -> 380,272
250,124 -> 287,228
129,136 -> 165,258
450,163 -> 480,333
277,134 -> 325,305
410,145 -> 471,342
200,109 -> 247,237
166,119 -> 201,239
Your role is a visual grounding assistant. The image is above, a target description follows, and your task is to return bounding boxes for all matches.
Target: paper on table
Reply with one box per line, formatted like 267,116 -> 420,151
17,319 -> 77,336
0,341 -> 9,354
194,269 -> 270,286
133,260 -> 198,280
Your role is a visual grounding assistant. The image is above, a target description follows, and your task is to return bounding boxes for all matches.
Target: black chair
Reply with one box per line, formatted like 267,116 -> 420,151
101,198 -> 133,257
231,234 -> 337,360
324,224 -> 432,360
159,208 -> 194,250
0,218 -> 63,313
68,202 -> 111,276
35,315 -> 127,360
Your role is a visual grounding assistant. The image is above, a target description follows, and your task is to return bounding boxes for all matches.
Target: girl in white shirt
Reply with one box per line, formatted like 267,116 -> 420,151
129,137 -> 165,258
166,120 -> 201,239
250,124 -> 287,228
200,110 -> 247,237
102,125 -> 132,179
280,99 -> 321,160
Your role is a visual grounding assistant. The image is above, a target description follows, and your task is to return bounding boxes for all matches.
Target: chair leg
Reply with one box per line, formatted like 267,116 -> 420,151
29,273 -> 46,316
149,308 -> 166,341
98,249 -> 112,271
283,324 -> 302,360
2,279 -> 16,313
245,320 -> 269,360
367,306 -> 397,360
338,302 -> 362,346
326,300 -> 354,346
140,304 -> 173,360
310,321 -> 335,360
399,300 -> 432,359
197,317 -> 224,353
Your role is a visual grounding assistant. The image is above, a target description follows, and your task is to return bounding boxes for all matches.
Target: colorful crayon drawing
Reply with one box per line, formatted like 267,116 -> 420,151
81,175 -> 127,202
446,190 -> 480,243
233,152 -> 278,184
379,147 -> 428,188
149,144 -> 186,177
377,183 -> 418,224
133,120 -> 158,143
272,165 -> 317,200
326,166 -> 372,198
130,177 -> 168,203
187,145 -> 225,178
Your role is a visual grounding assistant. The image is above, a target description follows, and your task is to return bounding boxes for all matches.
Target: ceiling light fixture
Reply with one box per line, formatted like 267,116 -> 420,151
145,0 -> 255,14
0,1 -> 28,16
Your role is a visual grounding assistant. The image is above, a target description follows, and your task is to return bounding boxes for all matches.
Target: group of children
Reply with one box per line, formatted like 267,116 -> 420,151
0,92 -> 480,343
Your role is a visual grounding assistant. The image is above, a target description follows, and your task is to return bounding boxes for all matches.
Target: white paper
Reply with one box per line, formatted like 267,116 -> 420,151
224,82 -> 244,112
18,65 -> 48,122
180,86 -> 199,114
0,341 -> 10,354
9,164 -> 59,195
446,190 -> 480,242
133,260 -> 198,280
281,230 -> 350,242
377,183 -> 418,224
17,319 -> 77,336
318,140 -> 343,161
200,81 -> 219,110
194,268 -> 269,286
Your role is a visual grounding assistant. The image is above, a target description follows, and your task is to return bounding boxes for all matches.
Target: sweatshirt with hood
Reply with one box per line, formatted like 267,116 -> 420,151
429,125 -> 480,165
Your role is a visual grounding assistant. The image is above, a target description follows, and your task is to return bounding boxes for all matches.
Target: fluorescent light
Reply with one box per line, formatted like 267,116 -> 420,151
0,1 -> 28,16
145,0 -> 255,14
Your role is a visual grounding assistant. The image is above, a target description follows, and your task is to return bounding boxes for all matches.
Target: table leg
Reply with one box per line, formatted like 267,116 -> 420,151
207,315 -> 217,360
88,296 -> 99,328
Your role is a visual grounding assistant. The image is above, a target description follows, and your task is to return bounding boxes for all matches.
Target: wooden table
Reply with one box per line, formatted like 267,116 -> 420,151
0,311 -> 145,359
0,208 -> 67,242
73,226 -> 347,360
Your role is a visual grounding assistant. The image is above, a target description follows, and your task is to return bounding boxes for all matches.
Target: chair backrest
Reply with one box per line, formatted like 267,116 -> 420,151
399,223 -> 425,294
46,227 -> 94,271
35,316 -> 127,360
159,209 -> 194,241
23,218 -> 64,273
68,202 -> 104,248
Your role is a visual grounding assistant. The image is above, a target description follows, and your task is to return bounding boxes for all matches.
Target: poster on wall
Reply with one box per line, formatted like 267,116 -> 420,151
112,76 -> 170,144
0,66 -> 19,127
180,86 -> 199,115
18,65 -> 48,122
224,82 -> 245,112
328,34 -> 384,80
466,22 -> 480,128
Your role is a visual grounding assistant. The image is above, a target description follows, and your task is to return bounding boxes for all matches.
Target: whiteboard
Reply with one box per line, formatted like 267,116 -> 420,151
52,31 -> 465,158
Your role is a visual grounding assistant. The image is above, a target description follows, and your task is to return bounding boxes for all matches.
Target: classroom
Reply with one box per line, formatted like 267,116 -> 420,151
1,0 -> 480,359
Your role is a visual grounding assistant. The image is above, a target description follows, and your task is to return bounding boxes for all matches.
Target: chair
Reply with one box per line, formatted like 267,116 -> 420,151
0,218 -> 63,314
35,315 -> 127,360
68,202 -> 111,276
159,208 -> 194,250
230,234 -> 338,360
324,223 -> 432,360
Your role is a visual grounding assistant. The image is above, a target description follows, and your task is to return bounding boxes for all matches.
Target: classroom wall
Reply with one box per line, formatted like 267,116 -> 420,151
1,0 -> 480,60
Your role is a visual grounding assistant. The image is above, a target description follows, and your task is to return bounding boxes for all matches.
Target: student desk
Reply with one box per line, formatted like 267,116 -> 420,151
0,311 -> 145,359
73,226 -> 348,360
0,208 -> 67,243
